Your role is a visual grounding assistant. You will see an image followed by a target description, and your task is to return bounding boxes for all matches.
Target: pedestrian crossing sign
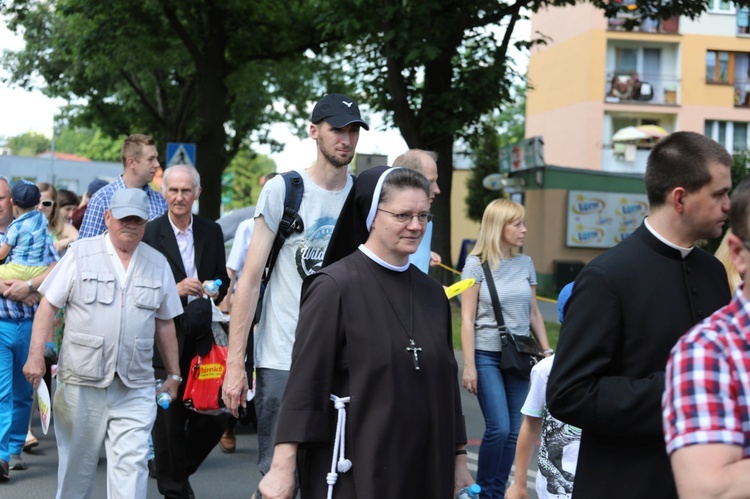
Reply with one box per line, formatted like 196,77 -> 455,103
166,142 -> 196,167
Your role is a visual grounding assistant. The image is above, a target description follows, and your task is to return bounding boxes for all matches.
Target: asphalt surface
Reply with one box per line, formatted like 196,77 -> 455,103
4,357 -> 546,498
4,363 -> 541,498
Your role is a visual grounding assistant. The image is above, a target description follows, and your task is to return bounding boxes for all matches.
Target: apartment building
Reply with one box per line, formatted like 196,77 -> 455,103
526,1 -> 750,173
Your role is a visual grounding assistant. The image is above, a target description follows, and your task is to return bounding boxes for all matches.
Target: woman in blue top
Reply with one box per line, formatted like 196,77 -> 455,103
460,198 -> 551,498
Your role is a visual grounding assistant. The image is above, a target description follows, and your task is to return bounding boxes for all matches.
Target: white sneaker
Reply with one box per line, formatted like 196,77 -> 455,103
9,454 -> 26,471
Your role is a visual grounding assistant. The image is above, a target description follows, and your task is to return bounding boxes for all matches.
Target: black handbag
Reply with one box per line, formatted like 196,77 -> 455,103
481,261 -> 544,379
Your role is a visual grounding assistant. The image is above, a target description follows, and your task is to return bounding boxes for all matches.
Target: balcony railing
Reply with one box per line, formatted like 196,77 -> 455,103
604,72 -> 680,105
608,14 -> 679,34
738,7 -> 749,36
601,146 -> 650,174
736,79 -> 750,107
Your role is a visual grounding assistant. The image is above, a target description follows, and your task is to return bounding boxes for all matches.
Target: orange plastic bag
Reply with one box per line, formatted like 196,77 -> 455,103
183,342 -> 228,415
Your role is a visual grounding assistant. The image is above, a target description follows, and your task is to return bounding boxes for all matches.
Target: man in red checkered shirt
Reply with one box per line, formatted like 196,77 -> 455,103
664,175 -> 750,499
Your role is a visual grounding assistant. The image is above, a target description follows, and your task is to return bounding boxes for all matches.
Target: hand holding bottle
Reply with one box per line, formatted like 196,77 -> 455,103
203,278 -> 222,297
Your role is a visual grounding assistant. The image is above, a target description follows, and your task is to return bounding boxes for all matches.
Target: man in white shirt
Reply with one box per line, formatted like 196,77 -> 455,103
24,188 -> 183,499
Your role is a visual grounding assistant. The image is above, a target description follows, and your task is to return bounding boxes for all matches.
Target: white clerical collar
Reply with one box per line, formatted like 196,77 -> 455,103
358,245 -> 410,272
644,217 -> 693,258
168,213 -> 193,236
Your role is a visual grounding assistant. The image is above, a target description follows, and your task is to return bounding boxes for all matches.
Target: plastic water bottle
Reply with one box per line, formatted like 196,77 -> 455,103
155,380 -> 171,409
458,484 -> 481,499
203,279 -> 222,295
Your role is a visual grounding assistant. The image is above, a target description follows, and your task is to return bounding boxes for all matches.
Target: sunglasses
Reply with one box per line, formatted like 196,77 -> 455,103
40,200 -> 55,208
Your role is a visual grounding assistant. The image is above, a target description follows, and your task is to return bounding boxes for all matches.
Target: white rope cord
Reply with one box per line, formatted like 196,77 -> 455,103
326,394 -> 352,499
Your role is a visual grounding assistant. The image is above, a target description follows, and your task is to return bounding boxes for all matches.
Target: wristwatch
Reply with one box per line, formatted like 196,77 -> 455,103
168,374 -> 183,383
26,280 -> 33,292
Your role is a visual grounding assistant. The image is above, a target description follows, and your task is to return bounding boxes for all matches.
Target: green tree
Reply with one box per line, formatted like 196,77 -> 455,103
7,131 -> 50,156
2,0 -> 329,219
465,85 -> 527,222
222,150 -> 276,210
55,127 -> 122,162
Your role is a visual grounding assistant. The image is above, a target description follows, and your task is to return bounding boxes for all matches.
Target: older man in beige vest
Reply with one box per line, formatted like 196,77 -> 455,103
24,188 -> 183,499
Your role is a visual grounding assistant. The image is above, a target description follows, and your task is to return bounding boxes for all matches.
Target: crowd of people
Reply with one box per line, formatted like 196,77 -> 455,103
0,93 -> 747,499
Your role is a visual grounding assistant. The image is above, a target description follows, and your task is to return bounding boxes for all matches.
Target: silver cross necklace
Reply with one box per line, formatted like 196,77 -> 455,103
364,255 -> 422,370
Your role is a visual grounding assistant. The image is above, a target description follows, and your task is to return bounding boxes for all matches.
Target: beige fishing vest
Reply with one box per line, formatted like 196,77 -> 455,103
57,235 -> 169,389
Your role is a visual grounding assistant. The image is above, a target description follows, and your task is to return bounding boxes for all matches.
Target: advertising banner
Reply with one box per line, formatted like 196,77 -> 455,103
566,190 -> 649,248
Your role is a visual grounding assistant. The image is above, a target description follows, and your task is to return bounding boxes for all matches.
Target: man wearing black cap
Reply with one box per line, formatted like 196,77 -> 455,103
223,93 -> 368,497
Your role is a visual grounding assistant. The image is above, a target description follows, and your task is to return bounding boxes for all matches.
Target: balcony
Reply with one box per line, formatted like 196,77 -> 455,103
601,146 -> 650,174
604,72 -> 680,106
736,78 -> 750,107
739,7 -> 749,36
608,14 -> 679,34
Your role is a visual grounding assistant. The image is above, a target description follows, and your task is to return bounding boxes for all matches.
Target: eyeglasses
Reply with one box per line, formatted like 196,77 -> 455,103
377,209 -> 434,224
40,200 -> 54,208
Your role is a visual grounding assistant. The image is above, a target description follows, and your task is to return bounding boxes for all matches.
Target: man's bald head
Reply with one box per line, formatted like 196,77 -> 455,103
393,149 -> 440,205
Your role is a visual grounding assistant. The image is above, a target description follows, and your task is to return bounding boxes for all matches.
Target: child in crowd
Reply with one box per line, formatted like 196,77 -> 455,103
505,282 -> 582,499
0,181 -> 56,280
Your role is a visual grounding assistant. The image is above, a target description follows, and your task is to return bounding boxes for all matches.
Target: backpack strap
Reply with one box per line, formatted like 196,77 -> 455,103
262,171 -> 304,286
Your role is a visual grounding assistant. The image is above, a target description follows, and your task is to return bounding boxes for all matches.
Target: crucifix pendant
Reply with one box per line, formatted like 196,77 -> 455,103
406,339 -> 422,370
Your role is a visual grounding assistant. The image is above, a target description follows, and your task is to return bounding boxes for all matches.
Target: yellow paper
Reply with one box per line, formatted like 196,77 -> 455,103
445,278 -> 476,299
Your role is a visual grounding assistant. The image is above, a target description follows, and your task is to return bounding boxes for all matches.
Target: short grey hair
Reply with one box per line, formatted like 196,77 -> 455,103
162,165 -> 200,194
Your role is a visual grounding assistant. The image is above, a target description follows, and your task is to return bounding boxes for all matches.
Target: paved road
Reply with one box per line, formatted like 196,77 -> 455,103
5,355 -> 540,498
538,296 -> 560,323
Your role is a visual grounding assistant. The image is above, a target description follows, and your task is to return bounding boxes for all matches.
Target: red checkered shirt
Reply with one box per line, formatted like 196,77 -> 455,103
663,287 -> 750,456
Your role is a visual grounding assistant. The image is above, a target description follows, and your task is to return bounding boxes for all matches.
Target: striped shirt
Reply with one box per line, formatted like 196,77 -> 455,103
78,176 -> 167,239
4,210 -> 55,266
663,287 -> 750,456
461,253 -> 537,352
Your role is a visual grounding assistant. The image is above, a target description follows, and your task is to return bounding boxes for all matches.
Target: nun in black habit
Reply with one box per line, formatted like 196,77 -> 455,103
257,166 -> 471,499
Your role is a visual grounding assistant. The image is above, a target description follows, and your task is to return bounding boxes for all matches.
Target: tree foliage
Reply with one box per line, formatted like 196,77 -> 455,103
1,0 -> 330,218
465,85 -> 527,222
222,150 -> 277,210
6,130 -> 49,156
55,127 -> 122,162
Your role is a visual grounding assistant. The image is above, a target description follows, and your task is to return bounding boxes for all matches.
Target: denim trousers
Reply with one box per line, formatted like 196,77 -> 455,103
0,318 -> 33,463
475,349 -> 530,498
254,368 -> 298,498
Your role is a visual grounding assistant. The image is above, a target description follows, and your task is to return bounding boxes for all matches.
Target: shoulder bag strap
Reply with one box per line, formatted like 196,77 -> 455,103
481,261 -> 506,332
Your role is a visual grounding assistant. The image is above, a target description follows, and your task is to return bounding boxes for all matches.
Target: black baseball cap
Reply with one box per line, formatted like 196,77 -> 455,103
310,93 -> 369,130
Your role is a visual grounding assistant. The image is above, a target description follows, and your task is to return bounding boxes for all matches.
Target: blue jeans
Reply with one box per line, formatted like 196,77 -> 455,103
0,318 -> 34,462
475,349 -> 529,498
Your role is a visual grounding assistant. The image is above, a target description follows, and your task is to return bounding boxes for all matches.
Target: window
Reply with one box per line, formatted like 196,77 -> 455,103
707,51 -> 735,83
708,0 -> 734,12
706,120 -> 749,151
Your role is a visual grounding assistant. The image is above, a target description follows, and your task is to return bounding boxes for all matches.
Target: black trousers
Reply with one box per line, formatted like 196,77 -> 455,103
152,367 -> 228,498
